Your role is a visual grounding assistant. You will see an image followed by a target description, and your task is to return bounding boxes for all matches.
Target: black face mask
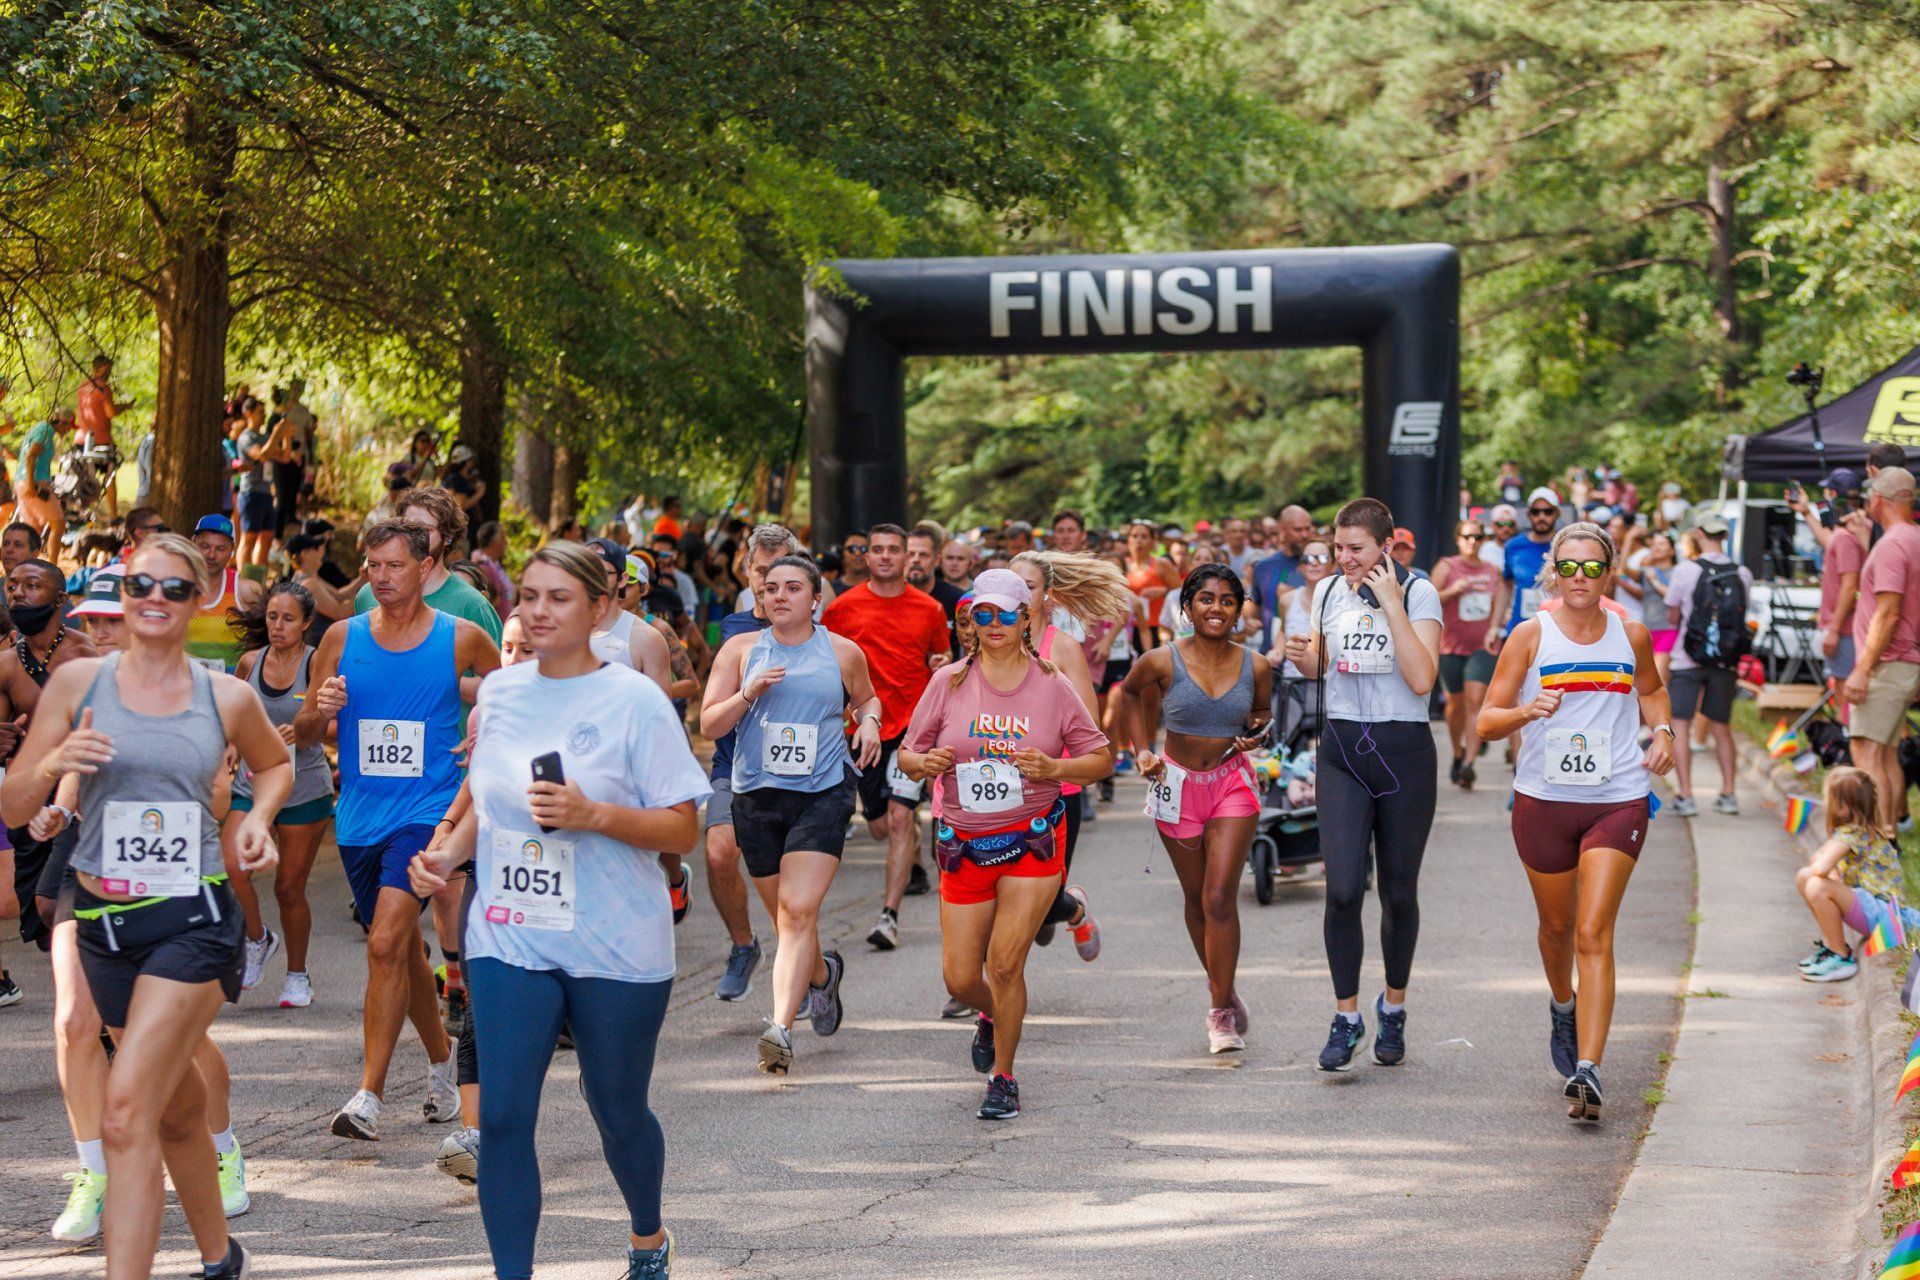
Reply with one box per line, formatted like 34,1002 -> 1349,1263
10,601 -> 57,636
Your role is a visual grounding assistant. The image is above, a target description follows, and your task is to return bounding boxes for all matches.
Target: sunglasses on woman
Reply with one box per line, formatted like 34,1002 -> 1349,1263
123,573 -> 198,602
1459,532 -> 1484,542
1553,559 -> 1610,579
1301,553 -> 1332,565
970,607 -> 1022,627
1494,520 -> 1516,529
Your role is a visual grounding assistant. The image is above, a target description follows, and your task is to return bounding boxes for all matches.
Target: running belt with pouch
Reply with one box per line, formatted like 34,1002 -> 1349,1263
933,798 -> 1067,873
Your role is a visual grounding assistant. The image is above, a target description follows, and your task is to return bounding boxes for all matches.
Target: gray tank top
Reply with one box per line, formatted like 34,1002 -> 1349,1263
70,654 -> 229,879
232,645 -> 334,807
1163,642 -> 1255,739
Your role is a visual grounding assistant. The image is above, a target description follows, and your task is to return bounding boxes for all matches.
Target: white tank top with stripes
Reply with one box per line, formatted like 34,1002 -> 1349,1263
1515,609 -> 1649,805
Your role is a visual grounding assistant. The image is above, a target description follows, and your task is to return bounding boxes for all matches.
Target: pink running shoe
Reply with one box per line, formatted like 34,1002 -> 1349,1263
1228,990 -> 1249,1036
1064,885 -> 1101,962
1207,1007 -> 1244,1054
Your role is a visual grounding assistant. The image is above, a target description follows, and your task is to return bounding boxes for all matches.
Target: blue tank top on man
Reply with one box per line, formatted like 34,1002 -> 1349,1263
731,626 -> 849,795
335,610 -> 464,846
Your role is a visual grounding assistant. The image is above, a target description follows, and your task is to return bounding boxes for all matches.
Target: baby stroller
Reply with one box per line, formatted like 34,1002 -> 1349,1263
1249,677 -> 1322,905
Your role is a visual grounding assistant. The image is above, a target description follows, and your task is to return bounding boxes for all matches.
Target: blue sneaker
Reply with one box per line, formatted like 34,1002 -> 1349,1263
1802,948 -> 1858,983
1372,996 -> 1406,1066
1564,1064 -> 1603,1123
1549,1001 -> 1577,1080
715,940 -> 761,1002
810,950 -> 844,1037
1318,1014 -> 1366,1072
1798,940 -> 1833,971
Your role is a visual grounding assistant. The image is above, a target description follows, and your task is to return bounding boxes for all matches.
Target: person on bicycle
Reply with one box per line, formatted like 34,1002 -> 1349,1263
75,354 -> 132,523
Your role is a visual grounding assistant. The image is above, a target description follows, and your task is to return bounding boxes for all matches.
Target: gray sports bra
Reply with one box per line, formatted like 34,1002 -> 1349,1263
1163,643 -> 1255,739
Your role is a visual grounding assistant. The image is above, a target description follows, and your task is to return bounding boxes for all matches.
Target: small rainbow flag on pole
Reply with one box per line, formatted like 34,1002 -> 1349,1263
1897,1031 -> 1920,1103
1785,795 -> 1816,835
1768,720 -> 1804,759
1865,896 -> 1909,958
1881,1220 -> 1920,1280
1894,1140 -> 1920,1190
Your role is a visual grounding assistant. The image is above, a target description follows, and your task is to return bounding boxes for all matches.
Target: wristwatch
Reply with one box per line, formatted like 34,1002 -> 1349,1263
1652,724 -> 1675,739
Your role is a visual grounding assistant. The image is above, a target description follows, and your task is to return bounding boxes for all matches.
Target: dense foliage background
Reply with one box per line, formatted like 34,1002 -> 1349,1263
2,1 -> 1915,530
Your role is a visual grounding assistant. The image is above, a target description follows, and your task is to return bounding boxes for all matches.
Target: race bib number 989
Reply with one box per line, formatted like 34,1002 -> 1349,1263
955,759 -> 1023,815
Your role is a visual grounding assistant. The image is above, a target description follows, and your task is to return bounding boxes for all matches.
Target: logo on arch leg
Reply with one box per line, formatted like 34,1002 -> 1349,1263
1387,401 -> 1444,456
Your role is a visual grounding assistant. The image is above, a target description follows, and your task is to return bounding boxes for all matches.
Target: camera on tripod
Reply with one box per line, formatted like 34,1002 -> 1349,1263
1786,362 -> 1823,394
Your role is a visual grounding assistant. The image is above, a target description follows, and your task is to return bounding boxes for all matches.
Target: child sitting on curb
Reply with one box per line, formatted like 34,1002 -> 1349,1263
1795,767 -> 1906,982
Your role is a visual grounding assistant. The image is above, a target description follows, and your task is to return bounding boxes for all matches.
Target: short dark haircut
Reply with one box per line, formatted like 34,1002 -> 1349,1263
1868,441 -> 1910,472
844,528 -> 868,542
362,519 -> 433,563
16,556 -> 62,588
2,521 -> 43,551
1333,497 -> 1395,547
475,520 -> 502,549
123,505 -> 163,535
1179,563 -> 1247,614
1051,509 -> 1086,531
867,522 -> 908,544
662,494 -> 682,509
907,520 -> 944,550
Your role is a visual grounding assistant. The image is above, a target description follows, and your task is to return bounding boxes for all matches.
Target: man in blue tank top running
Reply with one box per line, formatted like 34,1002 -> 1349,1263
297,519 -> 500,1142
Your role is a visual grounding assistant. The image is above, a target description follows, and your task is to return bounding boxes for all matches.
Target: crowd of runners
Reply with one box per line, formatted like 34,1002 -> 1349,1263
0,473 -> 1759,1280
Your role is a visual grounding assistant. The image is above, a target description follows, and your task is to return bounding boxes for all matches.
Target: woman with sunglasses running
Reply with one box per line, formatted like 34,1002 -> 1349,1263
1124,564 -> 1273,1054
900,570 -> 1110,1120
1282,498 -> 1442,1073
1478,522 -> 1673,1123
1432,520 -> 1501,791
701,553 -> 882,1075
4,533 -> 290,1280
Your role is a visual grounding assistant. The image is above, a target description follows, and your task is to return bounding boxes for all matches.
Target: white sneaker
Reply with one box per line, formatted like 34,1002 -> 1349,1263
278,971 -> 312,1008
217,1142 -> 249,1217
241,928 -> 281,991
50,1168 -> 106,1241
436,1127 -> 479,1185
866,908 -> 898,951
1713,793 -> 1739,815
1671,796 -> 1699,818
330,1088 -> 381,1140
424,1057 -> 459,1123
757,1022 -> 794,1075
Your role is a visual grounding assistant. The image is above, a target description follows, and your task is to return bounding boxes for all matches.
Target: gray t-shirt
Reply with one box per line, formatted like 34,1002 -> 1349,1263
1312,573 -> 1444,722
235,430 -> 269,493
1663,552 -> 1751,672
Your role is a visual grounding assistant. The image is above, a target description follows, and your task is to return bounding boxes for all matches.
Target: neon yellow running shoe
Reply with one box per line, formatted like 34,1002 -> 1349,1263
218,1142 -> 249,1217
51,1168 -> 106,1241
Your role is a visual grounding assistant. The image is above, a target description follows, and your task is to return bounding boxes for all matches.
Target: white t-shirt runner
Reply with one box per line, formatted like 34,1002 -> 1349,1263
1312,573 -> 1443,723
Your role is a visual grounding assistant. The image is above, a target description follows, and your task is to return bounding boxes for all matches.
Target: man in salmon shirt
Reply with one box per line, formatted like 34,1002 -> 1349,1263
74,353 -> 133,521
823,522 -> 951,950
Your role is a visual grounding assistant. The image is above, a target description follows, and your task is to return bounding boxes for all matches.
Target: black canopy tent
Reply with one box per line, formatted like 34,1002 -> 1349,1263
1724,342 -> 1920,483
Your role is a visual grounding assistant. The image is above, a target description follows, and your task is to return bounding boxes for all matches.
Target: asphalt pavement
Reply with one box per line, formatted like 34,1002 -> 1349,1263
0,726 -> 1692,1279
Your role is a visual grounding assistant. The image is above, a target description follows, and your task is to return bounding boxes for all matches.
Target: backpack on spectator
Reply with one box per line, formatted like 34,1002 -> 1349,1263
1682,560 -> 1750,668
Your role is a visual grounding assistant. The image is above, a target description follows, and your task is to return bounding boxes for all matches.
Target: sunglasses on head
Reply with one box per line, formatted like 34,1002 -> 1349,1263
1554,559 -> 1610,579
970,607 -> 1022,627
123,573 -> 197,602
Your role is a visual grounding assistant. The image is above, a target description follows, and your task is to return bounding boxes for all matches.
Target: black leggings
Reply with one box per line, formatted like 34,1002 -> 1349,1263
1041,794 -> 1085,928
1317,719 -> 1437,1001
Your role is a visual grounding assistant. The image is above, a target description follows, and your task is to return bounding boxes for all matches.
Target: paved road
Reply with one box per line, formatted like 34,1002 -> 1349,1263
0,728 -> 1690,1279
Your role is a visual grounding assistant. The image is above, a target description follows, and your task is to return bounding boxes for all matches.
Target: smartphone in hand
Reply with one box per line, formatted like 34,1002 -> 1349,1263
531,751 -> 565,834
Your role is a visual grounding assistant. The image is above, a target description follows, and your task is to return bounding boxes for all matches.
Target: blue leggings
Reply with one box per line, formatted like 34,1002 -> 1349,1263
468,957 -> 672,1280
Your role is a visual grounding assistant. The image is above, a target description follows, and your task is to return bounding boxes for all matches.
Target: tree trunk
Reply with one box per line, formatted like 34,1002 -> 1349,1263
458,308 -> 506,527
550,437 -> 586,529
1707,148 -> 1740,398
510,409 -> 553,524
150,104 -> 238,529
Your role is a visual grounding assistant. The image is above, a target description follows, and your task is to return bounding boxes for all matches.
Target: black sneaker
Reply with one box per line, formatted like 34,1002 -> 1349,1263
1449,755 -> 1462,784
0,970 -> 21,1008
811,950 -> 844,1037
971,1014 -> 996,1074
1318,1014 -> 1366,1072
1564,1063 -> 1603,1123
201,1237 -> 250,1279
442,987 -> 471,1042
1550,1001 -> 1578,1079
905,863 -> 931,897
977,1073 -> 1020,1120
1035,921 -> 1057,947
1098,778 -> 1114,803
1372,996 -> 1406,1066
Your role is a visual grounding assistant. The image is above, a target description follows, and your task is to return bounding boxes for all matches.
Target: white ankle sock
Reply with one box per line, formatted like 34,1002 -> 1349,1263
77,1138 -> 106,1174
1379,995 -> 1404,1015
1337,1009 -> 1362,1025
211,1127 -> 236,1155
1551,996 -> 1575,1014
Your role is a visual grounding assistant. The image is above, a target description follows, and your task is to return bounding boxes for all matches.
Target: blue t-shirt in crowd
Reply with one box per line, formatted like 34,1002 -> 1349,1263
1252,552 -> 1304,637
709,609 -> 771,780
1502,534 -> 1555,631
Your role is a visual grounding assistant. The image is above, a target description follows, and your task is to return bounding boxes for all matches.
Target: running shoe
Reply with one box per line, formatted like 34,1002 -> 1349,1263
437,1127 -> 479,1185
278,971 -> 313,1009
218,1142 -> 249,1216
669,867 -> 691,925
424,1057 -> 459,1123
716,939 -> 761,1001
1098,777 -> 1115,803
1450,755 -> 1462,784
866,908 -> 899,952
330,1088 -> 381,1140
1459,762 -> 1476,791
442,986 -> 472,1041
50,1168 -> 106,1241
557,1023 -> 575,1051
1802,948 -> 1858,982
627,1228 -> 675,1279
1317,1014 -> 1366,1073
757,1022 -> 794,1075
240,928 -> 280,992
970,1014 -> 996,1074
1227,990 -> 1249,1036
0,970 -> 21,1007
1901,814 -> 1916,835
1207,1008 -> 1244,1054
1713,793 -> 1739,815
811,950 -> 844,1037
939,996 -> 973,1020
1798,941 -> 1835,971
1373,996 -> 1406,1066
1113,751 -> 1134,775
201,1238 -> 250,1280
1034,921 -> 1057,947
1564,1064 -> 1603,1123
1066,886 -> 1101,962
1550,1000 -> 1578,1080
978,1073 -> 1020,1120
905,862 -> 931,897
1670,796 -> 1699,818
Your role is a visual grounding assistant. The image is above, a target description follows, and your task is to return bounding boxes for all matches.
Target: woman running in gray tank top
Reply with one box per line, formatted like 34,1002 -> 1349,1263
1,534 -> 291,1280
227,580 -> 338,1008
1122,564 -> 1273,1055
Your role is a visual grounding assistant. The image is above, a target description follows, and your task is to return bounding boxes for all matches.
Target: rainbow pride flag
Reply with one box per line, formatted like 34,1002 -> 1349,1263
1864,896 -> 1908,959
1538,660 -> 1635,695
1767,719 -> 1804,759
1898,1032 -> 1920,1104
1894,1140 -> 1920,1190
1784,796 -> 1815,835
1882,1220 -> 1920,1280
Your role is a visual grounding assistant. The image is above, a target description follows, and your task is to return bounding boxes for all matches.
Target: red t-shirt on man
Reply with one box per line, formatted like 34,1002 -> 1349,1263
75,376 -> 117,447
823,580 -> 949,739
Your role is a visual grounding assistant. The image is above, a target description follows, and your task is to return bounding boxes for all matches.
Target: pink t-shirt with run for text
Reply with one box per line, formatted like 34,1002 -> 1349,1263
1854,522 -> 1920,665
904,658 -> 1109,829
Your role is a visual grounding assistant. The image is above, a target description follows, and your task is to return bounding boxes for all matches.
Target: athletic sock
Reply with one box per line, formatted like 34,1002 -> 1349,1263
1379,995 -> 1404,1015
77,1138 -> 106,1174
1550,996 -> 1575,1014
211,1127 -> 236,1155
1576,1058 -> 1595,1073
1337,1010 -> 1362,1025
442,950 -> 463,990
